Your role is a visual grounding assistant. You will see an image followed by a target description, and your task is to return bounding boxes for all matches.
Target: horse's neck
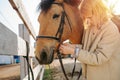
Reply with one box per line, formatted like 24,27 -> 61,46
62,1 -> 83,44
70,7 -> 83,44
70,20 -> 83,44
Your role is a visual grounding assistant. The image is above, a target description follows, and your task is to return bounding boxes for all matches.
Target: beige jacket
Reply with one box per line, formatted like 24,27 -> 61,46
78,20 -> 120,80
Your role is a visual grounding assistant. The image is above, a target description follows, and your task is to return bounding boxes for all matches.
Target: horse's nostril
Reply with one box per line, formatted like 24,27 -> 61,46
40,49 -> 47,61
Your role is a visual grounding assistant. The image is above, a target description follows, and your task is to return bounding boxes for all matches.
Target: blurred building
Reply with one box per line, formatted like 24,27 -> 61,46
0,55 -> 20,65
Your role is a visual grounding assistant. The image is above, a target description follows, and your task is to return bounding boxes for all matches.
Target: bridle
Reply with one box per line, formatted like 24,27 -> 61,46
36,2 -> 82,80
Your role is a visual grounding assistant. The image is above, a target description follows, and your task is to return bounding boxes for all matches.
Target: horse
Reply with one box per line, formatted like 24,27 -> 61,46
35,0 -> 84,64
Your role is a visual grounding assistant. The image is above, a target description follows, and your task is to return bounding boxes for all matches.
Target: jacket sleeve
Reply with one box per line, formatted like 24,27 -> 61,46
77,23 -> 120,65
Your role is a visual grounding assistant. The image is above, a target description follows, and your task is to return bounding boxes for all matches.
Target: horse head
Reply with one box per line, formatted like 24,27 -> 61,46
35,0 -> 83,64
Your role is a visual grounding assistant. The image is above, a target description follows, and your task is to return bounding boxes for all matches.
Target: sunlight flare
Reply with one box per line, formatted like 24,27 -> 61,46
105,0 -> 120,15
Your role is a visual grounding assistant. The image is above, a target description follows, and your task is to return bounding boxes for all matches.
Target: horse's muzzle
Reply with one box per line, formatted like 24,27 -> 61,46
36,47 -> 54,64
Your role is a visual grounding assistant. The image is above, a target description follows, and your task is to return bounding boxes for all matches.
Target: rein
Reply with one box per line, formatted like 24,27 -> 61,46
36,2 -> 82,80
24,41 -> 34,80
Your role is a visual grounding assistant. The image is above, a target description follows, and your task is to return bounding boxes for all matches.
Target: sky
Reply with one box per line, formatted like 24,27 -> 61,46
0,0 -> 40,36
0,0 -> 22,34
105,0 -> 120,14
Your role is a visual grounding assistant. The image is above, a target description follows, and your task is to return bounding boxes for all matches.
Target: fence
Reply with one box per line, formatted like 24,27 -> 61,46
0,0 -> 44,80
0,23 -> 44,80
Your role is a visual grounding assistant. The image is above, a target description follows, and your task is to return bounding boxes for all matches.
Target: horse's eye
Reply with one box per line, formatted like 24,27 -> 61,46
53,14 -> 60,19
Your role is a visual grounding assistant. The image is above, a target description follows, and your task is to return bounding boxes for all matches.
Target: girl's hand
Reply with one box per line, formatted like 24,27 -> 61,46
63,43 -> 76,48
59,43 -> 75,55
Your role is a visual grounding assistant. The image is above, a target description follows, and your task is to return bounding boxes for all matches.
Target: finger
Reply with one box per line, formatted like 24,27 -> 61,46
59,50 -> 63,53
59,45 -> 65,51
60,45 -> 66,49
59,46 -> 62,50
